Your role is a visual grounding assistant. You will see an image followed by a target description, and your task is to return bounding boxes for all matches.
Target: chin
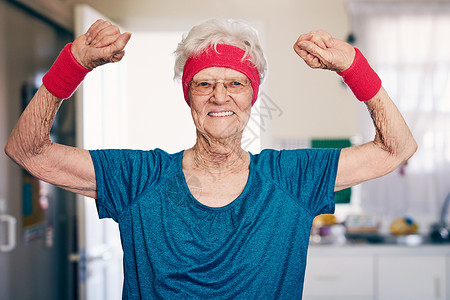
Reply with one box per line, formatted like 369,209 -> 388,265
215,122 -> 244,138
196,116 -> 247,140
203,126 -> 244,141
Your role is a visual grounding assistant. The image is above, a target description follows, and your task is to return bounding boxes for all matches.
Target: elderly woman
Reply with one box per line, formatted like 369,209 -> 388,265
5,19 -> 416,299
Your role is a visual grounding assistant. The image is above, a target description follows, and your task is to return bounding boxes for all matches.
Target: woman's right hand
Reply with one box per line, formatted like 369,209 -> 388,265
71,19 -> 131,70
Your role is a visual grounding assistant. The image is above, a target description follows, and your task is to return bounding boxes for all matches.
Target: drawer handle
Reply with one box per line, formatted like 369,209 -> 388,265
0,214 -> 17,252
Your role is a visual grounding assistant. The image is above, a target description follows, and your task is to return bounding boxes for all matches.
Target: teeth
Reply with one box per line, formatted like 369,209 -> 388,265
208,111 -> 234,117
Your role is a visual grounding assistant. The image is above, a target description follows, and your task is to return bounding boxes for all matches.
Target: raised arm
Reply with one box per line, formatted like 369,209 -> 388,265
4,20 -> 131,198
293,30 -> 417,191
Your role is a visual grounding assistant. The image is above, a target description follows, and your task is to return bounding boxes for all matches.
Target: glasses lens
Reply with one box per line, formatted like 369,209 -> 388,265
225,80 -> 250,93
189,79 -> 251,95
192,81 -> 214,95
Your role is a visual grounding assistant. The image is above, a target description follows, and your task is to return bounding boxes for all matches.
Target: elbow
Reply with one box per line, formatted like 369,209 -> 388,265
382,132 -> 418,166
410,139 -> 418,158
5,121 -> 53,160
400,137 -> 418,164
374,137 -> 418,177
4,136 -> 27,168
4,133 -> 46,167
4,136 -> 52,181
4,136 -> 17,162
383,140 -> 418,177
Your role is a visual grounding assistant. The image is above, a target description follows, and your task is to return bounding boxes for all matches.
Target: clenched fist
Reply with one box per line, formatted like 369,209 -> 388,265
71,19 -> 131,70
293,30 -> 355,73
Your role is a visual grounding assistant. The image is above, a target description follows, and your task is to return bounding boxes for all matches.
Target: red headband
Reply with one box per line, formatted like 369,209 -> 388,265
182,44 -> 260,106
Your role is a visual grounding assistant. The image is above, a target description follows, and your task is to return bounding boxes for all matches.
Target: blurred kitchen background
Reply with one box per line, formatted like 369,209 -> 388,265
0,0 -> 449,299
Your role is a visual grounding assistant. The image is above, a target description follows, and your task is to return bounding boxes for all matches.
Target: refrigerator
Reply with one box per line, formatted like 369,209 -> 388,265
0,1 -> 77,299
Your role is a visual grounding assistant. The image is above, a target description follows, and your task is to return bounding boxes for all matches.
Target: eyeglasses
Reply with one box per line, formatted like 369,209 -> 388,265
187,79 -> 252,95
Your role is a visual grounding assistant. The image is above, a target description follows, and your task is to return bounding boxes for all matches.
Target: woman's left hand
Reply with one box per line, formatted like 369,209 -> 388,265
293,30 -> 355,73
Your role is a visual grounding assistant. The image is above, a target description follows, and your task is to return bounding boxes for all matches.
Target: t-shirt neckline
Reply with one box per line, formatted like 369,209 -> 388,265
177,150 -> 255,212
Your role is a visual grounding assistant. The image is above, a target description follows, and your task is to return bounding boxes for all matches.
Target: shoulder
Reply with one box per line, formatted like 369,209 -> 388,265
89,148 -> 178,159
252,148 -> 340,178
253,148 -> 340,163
89,148 -> 182,171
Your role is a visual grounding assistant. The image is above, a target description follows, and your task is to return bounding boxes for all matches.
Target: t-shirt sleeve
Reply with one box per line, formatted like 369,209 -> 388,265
263,148 -> 340,216
89,149 -> 163,222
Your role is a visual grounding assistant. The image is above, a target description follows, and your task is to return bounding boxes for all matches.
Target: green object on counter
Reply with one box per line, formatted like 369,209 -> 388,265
312,138 -> 352,204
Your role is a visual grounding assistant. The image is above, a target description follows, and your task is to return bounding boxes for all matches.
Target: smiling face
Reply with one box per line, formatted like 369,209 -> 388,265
189,67 -> 253,141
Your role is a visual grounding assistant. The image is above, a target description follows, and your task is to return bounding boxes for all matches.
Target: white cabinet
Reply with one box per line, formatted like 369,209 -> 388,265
303,255 -> 374,300
378,255 -> 446,300
305,246 -> 450,300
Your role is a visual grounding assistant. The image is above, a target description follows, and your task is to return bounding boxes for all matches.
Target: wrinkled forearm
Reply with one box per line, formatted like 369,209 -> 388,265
5,85 -> 97,198
365,87 -> 417,167
5,85 -> 62,171
335,87 -> 417,191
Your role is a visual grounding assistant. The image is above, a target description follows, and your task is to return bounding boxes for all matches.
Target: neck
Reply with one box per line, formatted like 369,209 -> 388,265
190,131 -> 248,174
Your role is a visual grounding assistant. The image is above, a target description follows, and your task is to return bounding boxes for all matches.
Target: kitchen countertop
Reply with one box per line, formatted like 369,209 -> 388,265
308,242 -> 450,256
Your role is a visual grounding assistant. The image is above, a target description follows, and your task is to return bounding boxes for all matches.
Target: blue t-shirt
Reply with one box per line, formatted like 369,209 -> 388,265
90,148 -> 340,299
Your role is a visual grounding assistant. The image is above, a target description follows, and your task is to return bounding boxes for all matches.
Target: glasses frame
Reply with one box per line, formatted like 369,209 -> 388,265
187,79 -> 252,96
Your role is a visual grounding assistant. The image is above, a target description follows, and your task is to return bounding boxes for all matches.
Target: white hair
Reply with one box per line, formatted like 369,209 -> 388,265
173,19 -> 267,82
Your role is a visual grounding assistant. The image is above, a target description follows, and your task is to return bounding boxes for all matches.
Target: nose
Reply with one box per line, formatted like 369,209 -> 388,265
211,83 -> 229,104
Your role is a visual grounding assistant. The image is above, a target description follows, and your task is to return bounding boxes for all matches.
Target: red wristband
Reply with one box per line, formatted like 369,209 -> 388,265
338,48 -> 381,102
42,43 -> 91,99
